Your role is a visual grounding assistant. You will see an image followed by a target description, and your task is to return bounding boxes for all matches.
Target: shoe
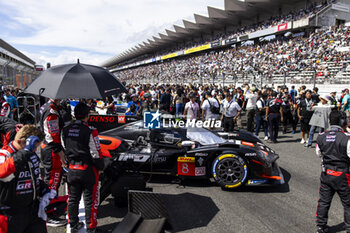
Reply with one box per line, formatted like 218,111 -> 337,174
316,225 -> 329,233
87,228 -> 107,233
46,218 -> 67,227
300,139 -> 305,144
267,139 -> 274,143
71,222 -> 84,233
304,144 -> 311,148
291,131 -> 295,134
264,136 -> 269,141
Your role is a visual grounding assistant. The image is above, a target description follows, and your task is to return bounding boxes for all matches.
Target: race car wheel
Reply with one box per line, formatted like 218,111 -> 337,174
212,154 -> 248,189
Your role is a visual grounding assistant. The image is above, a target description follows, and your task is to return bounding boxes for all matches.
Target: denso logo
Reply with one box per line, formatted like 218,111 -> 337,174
19,171 -> 31,178
89,116 -> 115,123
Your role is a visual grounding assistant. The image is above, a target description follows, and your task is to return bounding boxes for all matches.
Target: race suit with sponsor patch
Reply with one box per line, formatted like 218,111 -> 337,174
0,142 -> 49,233
315,125 -> 350,231
40,100 -> 64,191
62,120 -> 103,230
0,117 -> 18,148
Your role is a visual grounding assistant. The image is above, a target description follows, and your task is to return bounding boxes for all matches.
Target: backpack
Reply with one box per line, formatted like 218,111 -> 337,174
207,98 -> 220,114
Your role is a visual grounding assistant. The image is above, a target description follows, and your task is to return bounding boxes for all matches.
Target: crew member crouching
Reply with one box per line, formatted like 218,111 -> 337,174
62,102 -> 105,233
0,125 -> 55,233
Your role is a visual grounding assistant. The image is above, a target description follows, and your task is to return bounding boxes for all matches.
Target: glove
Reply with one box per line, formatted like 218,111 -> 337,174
38,189 -> 56,221
25,136 -> 40,152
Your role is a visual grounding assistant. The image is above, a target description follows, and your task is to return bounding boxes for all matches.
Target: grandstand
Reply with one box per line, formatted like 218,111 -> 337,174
0,38 -> 37,88
102,0 -> 350,89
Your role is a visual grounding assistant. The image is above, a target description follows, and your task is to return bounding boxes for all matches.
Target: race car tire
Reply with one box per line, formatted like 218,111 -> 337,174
211,153 -> 248,189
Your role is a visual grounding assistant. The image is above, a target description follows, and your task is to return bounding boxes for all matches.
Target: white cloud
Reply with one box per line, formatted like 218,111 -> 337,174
1,0 -> 224,65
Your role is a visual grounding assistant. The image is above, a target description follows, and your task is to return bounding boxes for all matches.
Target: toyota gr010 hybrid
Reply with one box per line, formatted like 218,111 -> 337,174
98,121 -> 284,190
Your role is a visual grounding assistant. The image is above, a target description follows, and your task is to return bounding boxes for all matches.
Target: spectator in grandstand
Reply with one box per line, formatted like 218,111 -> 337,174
221,94 -> 241,132
3,89 -> 18,119
255,92 -> 268,140
298,90 -> 314,144
201,92 -> 220,121
183,93 -> 200,120
341,89 -> 350,118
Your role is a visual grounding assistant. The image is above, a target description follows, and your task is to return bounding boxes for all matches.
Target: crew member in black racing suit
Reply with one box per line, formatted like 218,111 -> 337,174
0,125 -> 55,233
62,103 -> 105,233
0,116 -> 22,148
315,111 -> 350,233
266,92 -> 283,143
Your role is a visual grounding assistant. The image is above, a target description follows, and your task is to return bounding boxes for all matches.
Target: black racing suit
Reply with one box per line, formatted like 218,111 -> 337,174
0,142 -> 50,233
0,117 -> 18,148
62,120 -> 103,230
40,100 -> 64,192
315,126 -> 350,232
267,98 -> 282,142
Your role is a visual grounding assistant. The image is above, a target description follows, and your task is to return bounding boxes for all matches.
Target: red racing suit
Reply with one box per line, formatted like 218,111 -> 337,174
40,100 -> 64,192
0,100 -> 10,118
62,120 -> 103,230
0,142 -> 49,233
0,117 -> 18,148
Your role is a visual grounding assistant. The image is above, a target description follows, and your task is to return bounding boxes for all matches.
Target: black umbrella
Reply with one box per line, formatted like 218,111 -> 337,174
25,61 -> 127,99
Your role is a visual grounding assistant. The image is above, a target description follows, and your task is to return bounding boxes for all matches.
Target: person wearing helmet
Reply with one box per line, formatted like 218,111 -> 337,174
139,93 -> 156,116
62,103 -> 105,233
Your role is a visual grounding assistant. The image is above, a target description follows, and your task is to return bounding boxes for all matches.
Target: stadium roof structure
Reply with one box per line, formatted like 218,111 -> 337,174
0,39 -> 36,67
102,0 -> 309,68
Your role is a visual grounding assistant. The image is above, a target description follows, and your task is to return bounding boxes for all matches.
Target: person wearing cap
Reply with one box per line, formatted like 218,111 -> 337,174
305,95 -> 334,148
221,94 -> 241,132
342,89 -> 350,118
184,93 -> 200,121
125,94 -> 141,115
62,102 -> 105,233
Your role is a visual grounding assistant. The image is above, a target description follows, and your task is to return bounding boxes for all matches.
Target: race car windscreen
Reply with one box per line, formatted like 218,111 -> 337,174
186,127 -> 226,145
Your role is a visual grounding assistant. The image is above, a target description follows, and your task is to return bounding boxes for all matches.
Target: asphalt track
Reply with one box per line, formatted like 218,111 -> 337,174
48,132 -> 347,233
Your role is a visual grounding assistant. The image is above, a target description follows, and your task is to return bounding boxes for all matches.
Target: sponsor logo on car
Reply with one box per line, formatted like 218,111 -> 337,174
195,167 -> 206,176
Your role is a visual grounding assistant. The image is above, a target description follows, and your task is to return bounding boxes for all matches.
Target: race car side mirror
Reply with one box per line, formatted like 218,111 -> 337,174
181,141 -> 195,147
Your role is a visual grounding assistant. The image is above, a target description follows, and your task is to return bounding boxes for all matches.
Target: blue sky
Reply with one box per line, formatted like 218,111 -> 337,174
0,0 -> 224,66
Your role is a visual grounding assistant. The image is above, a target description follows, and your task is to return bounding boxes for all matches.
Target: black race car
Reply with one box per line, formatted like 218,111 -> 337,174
99,120 -> 284,192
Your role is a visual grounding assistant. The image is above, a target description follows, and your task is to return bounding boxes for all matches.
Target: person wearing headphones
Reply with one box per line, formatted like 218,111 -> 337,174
315,111 -> 350,233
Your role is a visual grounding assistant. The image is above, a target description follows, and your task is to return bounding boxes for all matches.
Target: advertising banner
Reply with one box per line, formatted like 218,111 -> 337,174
277,22 -> 291,32
211,40 -> 221,48
161,53 -> 178,60
185,44 -> 211,54
249,27 -> 276,39
224,37 -> 238,45
293,18 -> 309,29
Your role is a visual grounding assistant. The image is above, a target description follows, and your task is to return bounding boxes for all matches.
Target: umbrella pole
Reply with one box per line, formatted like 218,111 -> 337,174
38,88 -> 45,109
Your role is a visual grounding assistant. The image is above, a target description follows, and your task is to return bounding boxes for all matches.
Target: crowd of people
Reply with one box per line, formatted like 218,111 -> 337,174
119,0 -> 332,66
89,82 -> 349,147
116,25 -> 350,85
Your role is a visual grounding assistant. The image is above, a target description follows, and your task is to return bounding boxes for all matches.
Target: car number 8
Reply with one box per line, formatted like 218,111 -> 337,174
182,163 -> 189,174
